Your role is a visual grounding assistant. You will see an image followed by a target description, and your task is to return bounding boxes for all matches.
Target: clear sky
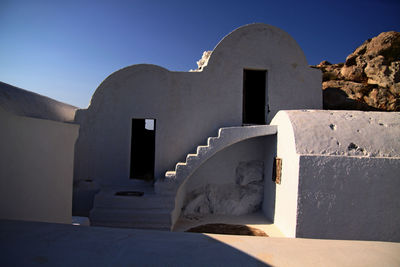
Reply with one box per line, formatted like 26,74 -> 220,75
1,0 -> 399,108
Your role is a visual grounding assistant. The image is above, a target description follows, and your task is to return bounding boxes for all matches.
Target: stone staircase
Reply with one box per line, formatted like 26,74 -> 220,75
89,184 -> 174,230
90,125 -> 277,230
155,125 -> 277,226
155,125 -> 277,195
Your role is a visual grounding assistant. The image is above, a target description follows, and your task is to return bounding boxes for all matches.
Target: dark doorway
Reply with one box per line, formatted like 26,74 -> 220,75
130,118 -> 156,180
243,69 -> 268,125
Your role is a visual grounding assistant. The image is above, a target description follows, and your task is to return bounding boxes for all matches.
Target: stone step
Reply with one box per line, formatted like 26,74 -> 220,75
196,145 -> 209,155
154,180 -> 178,196
175,162 -> 186,169
186,154 -> 198,163
176,163 -> 188,173
165,171 -> 176,180
90,208 -> 171,230
90,220 -> 171,230
207,137 -> 218,145
93,192 -> 174,210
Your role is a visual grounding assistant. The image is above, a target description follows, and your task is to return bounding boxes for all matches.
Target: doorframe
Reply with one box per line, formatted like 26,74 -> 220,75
242,68 -> 268,125
129,118 -> 156,181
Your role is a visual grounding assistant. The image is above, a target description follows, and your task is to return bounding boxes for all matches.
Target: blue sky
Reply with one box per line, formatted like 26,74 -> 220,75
1,0 -> 399,108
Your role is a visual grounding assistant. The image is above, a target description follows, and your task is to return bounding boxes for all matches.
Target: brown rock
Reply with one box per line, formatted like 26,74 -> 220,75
345,31 -> 400,63
313,31 -> 400,111
322,87 -> 380,111
317,60 -> 332,66
322,80 -> 371,100
313,62 -> 343,81
340,64 -> 367,82
365,56 -> 400,88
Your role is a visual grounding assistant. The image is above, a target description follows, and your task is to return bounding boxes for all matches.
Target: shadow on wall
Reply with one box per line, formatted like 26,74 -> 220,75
323,88 -> 381,111
179,135 -> 277,222
262,135 -> 277,222
72,179 -> 100,217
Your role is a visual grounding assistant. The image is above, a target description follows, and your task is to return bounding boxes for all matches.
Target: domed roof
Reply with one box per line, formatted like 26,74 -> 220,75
206,23 -> 308,70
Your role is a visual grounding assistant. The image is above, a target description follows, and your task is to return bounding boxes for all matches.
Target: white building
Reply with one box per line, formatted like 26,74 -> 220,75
1,24 -> 399,242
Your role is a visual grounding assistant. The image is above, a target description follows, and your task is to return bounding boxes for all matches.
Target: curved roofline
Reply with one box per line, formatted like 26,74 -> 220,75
87,23 -> 310,109
206,23 -> 308,68
89,64 -> 170,108
97,63 -> 170,88
211,23 -> 272,51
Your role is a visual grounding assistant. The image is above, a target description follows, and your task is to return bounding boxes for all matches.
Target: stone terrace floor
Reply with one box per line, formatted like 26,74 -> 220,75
1,219 -> 399,266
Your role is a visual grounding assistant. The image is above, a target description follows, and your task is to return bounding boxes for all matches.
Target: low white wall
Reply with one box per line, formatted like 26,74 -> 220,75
297,155 -> 400,241
0,108 -> 79,224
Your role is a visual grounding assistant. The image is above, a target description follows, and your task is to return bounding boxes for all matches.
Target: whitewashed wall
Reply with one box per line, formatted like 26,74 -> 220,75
0,108 -> 79,224
297,155 -> 400,242
270,111 -> 300,237
271,110 -> 400,241
74,23 -> 321,187
179,136 -> 277,221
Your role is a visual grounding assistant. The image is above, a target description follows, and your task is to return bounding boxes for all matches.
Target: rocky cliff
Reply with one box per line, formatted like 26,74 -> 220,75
313,31 -> 400,111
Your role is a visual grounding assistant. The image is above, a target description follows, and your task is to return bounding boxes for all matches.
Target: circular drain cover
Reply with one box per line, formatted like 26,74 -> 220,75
115,191 -> 144,197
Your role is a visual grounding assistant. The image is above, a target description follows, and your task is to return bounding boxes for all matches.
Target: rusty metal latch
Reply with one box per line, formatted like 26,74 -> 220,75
273,157 -> 282,184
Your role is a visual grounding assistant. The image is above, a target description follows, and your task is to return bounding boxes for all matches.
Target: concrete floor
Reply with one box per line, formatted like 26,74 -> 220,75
1,220 -> 399,267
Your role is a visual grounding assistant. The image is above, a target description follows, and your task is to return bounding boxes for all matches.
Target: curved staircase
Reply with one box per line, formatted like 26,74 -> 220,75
90,125 -> 277,230
155,125 -> 277,195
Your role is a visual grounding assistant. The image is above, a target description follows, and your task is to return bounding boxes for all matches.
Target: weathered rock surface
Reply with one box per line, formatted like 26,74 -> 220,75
183,161 -> 264,216
190,51 -> 212,72
313,31 -> 400,111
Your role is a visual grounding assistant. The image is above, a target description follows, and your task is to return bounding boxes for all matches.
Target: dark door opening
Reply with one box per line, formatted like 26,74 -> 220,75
243,69 -> 268,125
130,118 -> 156,180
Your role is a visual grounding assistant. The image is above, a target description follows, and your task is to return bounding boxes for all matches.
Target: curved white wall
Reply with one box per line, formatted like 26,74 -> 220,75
74,24 -> 321,187
270,111 -> 299,237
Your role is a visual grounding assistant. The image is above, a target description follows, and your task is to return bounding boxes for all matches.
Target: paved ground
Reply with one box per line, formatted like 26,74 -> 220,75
1,220 -> 399,266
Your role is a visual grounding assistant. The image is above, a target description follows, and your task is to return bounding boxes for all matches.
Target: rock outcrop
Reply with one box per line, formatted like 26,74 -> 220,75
313,31 -> 400,111
190,51 -> 212,72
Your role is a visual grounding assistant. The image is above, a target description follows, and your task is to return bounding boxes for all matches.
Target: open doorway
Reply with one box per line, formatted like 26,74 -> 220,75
130,118 -> 156,180
243,69 -> 268,125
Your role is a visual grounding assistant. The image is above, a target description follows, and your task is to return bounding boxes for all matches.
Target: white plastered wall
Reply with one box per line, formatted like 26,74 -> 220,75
178,136 -> 276,220
184,137 -> 269,190
0,108 -> 79,224
297,155 -> 400,242
73,23 -> 321,187
270,111 -> 299,237
272,110 -> 400,241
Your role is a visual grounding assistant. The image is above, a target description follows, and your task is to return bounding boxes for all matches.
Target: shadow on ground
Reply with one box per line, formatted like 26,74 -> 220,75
0,220 -> 270,266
